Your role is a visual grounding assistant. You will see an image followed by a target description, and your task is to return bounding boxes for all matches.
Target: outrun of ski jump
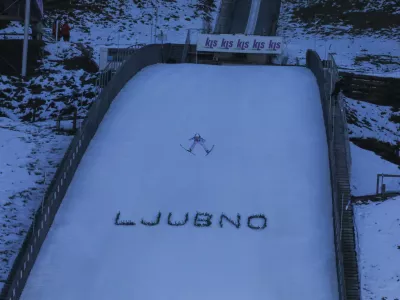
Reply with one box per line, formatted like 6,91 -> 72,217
181,133 -> 215,156
19,63 -> 338,300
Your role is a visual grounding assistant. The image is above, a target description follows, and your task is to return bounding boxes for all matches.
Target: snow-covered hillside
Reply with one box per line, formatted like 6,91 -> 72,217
0,0 -> 399,297
0,118 -> 72,288
0,0 -> 221,121
21,63 -> 339,300
354,197 -> 400,299
347,96 -> 400,299
346,98 -> 400,145
276,2 -> 400,297
0,0 -> 221,291
37,0 -> 220,63
278,0 -> 400,77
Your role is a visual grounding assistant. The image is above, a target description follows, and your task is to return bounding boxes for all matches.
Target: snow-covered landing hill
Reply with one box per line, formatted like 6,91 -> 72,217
0,0 -> 220,290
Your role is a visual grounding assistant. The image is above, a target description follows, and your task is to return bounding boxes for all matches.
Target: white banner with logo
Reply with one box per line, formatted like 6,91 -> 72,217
196,34 -> 283,54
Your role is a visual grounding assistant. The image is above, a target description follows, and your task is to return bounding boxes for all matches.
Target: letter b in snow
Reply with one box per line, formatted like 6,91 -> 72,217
194,212 -> 213,227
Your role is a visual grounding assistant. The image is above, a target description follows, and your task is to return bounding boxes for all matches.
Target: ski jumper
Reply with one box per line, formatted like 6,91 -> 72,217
188,134 -> 209,152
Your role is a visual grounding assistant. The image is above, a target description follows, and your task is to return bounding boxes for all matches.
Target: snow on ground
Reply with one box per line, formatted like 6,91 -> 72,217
345,96 -> 400,195
354,197 -> 400,300
0,117 -> 72,291
345,97 -> 400,145
350,144 -> 400,196
348,94 -> 400,299
0,0 -> 222,289
0,66 -> 97,121
0,0 -> 222,120
346,85 -> 400,298
277,0 -> 400,77
40,0 -> 221,64
21,64 -> 338,300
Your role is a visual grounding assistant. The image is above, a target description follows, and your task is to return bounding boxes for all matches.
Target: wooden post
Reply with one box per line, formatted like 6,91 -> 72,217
31,107 -> 36,123
376,174 -> 380,195
56,115 -> 61,130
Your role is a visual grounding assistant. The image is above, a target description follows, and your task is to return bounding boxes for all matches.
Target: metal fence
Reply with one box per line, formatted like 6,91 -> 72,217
306,50 -> 360,300
327,54 -> 352,174
96,44 -> 147,93
376,173 -> 400,195
181,28 -> 207,63
307,49 -> 346,300
0,43 -> 171,300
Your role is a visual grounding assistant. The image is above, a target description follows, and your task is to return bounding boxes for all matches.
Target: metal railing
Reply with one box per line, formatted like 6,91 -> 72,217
181,28 -> 205,63
376,173 -> 400,196
96,43 -> 146,93
307,49 -> 360,300
181,29 -> 191,63
327,53 -> 352,175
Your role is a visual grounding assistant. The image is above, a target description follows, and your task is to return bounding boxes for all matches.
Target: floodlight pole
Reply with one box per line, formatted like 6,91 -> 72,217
21,0 -> 31,77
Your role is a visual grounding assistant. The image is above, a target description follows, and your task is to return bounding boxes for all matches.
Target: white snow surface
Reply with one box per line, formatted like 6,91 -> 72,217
0,0 -> 222,291
0,118 -> 72,290
277,0 -> 400,77
345,97 -> 400,196
21,64 -> 338,300
354,197 -> 400,300
350,144 -> 400,196
39,0 -> 222,64
345,97 -> 400,145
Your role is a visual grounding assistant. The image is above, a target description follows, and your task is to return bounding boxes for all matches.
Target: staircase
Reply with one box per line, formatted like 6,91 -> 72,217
166,44 -> 185,63
333,100 -> 360,300
187,45 -> 216,64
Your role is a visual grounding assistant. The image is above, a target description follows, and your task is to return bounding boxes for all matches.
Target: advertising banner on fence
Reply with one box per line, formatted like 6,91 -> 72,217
196,34 -> 283,54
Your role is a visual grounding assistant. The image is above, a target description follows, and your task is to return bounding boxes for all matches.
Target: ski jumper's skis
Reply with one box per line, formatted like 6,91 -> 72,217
180,144 -> 195,155
205,145 -> 215,156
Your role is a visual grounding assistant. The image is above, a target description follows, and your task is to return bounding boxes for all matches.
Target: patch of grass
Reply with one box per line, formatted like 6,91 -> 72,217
292,0 -> 400,33
0,20 -> 10,30
354,54 -> 400,67
0,110 -> 7,117
346,107 -> 360,125
62,56 -> 98,73
389,114 -> 400,124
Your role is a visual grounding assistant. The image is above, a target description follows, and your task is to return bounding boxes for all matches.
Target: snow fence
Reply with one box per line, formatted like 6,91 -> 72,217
306,50 -> 360,300
0,44 -> 172,300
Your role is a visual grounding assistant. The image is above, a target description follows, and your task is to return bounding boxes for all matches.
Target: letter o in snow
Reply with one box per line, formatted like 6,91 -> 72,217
247,214 -> 267,230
